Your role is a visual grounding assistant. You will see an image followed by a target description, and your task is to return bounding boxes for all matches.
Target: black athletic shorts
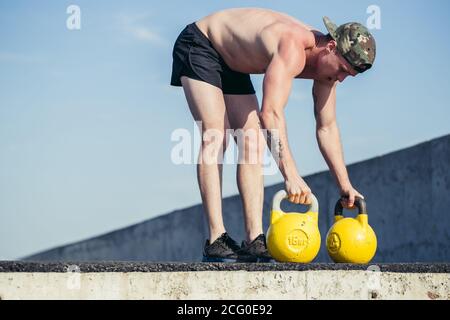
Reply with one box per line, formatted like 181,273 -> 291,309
170,23 -> 256,95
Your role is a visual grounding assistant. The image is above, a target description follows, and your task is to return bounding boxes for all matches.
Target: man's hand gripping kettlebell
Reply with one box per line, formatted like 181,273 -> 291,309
340,184 -> 365,209
285,174 -> 313,205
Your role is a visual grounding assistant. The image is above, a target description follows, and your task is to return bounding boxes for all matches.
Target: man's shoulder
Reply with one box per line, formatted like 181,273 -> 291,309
274,25 -> 316,51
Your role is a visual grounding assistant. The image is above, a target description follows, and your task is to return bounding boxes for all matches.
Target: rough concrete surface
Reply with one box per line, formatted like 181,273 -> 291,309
1,261 -> 449,273
0,269 -> 448,300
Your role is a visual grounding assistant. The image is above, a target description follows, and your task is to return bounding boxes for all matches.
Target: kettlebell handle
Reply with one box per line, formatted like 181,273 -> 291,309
334,196 -> 367,216
272,190 -> 319,213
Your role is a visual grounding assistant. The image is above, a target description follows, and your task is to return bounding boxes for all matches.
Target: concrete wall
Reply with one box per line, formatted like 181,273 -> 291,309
1,262 -> 449,300
2,270 -> 449,300
24,134 -> 450,262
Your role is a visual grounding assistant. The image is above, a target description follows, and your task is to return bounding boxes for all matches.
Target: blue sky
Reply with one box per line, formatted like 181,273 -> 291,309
0,0 -> 449,259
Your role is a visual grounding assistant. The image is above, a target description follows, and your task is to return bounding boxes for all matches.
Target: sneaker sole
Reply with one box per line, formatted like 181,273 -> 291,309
236,256 -> 275,263
256,257 -> 275,263
202,256 -> 237,263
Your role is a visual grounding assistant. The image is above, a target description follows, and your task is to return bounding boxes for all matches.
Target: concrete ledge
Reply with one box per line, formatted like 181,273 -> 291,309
0,262 -> 449,300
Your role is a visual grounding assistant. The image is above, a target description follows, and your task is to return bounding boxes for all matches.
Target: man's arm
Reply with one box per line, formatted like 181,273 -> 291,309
313,79 -> 363,206
259,36 -> 312,204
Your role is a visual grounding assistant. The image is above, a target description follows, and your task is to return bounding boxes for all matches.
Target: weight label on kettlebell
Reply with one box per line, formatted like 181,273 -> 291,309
327,233 -> 341,253
286,229 -> 308,253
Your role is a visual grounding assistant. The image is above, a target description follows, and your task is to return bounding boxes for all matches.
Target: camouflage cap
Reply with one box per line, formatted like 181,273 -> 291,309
323,16 -> 376,73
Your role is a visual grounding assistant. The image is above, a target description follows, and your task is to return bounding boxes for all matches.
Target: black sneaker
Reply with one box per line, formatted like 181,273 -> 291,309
202,233 -> 244,263
237,234 -> 274,263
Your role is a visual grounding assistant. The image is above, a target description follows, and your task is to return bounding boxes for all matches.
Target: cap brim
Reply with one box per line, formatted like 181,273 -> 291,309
322,16 -> 338,39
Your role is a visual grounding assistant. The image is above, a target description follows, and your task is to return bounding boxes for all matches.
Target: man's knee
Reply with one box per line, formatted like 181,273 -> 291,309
200,128 -> 228,164
233,128 -> 265,164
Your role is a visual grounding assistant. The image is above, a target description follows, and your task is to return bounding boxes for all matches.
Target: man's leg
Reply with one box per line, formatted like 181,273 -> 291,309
224,94 -> 266,244
181,76 -> 231,243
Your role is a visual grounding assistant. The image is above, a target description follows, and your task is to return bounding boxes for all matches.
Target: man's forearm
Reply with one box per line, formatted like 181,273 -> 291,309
316,123 -> 351,190
260,110 -> 300,180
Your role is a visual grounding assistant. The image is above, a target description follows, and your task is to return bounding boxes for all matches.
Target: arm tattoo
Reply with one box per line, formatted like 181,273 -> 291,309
266,129 -> 283,163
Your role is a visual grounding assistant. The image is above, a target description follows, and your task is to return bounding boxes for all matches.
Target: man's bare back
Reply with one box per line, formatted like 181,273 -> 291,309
196,8 -> 318,75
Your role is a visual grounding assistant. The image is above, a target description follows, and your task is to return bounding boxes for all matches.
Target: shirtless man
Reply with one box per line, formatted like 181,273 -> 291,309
170,8 -> 376,262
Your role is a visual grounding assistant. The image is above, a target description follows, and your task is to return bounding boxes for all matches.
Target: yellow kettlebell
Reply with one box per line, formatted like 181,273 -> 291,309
266,190 -> 321,263
326,197 -> 377,264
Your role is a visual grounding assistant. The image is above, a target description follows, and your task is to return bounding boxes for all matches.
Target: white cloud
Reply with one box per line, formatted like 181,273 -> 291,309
129,26 -> 166,44
116,13 -> 168,46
